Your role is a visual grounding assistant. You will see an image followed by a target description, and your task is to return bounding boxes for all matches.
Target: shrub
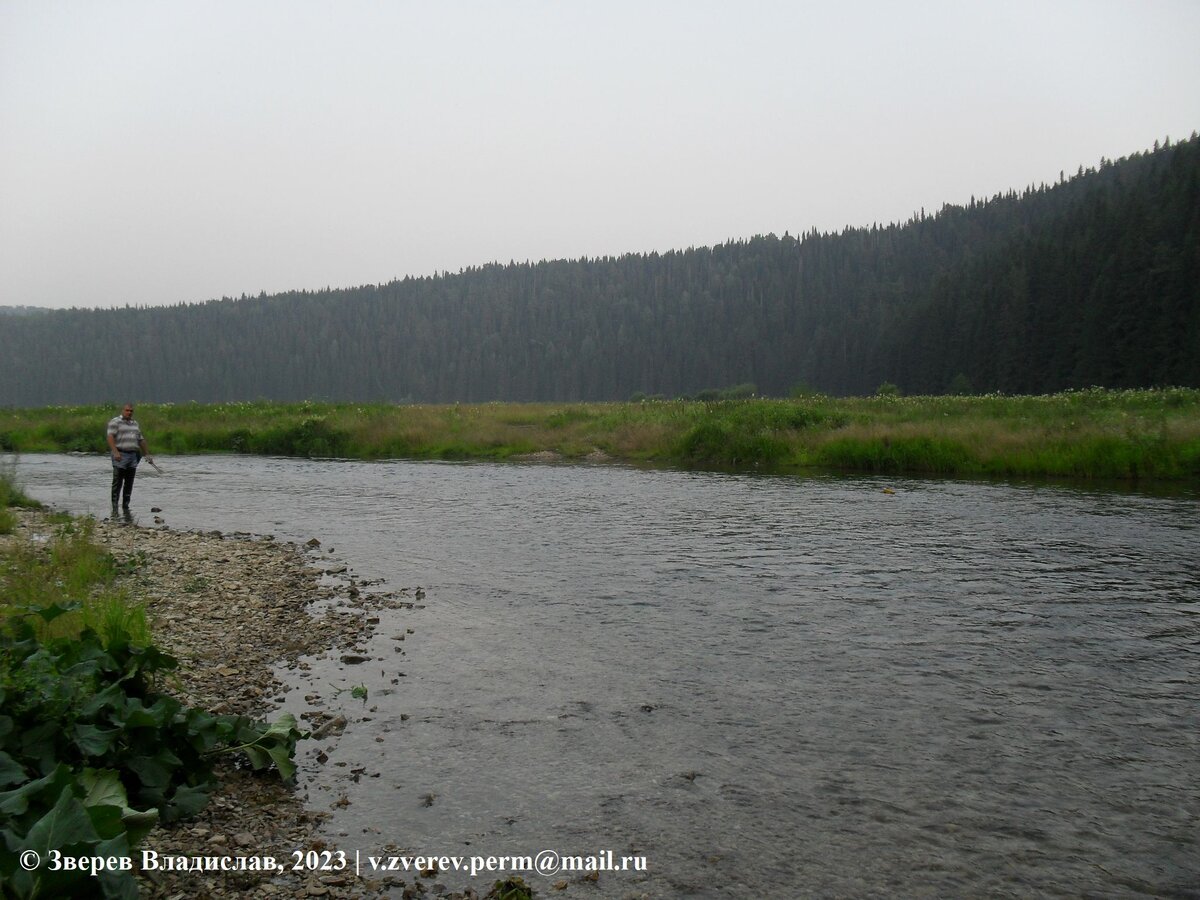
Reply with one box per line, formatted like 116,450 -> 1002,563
248,417 -> 349,457
0,610 -> 307,899
817,436 -> 972,474
677,422 -> 789,467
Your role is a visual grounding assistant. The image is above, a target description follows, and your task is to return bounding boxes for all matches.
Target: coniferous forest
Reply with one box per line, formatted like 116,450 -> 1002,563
2,136 -> 1198,407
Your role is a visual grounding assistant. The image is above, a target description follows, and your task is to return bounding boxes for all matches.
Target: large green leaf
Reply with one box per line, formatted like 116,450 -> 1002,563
182,708 -> 222,752
240,745 -> 272,771
161,783 -> 210,822
263,712 -> 305,741
19,782 -> 100,856
85,802 -> 126,841
0,750 -> 26,787
77,770 -> 126,809
119,696 -> 176,729
16,723 -> 61,775
78,769 -> 158,844
29,602 -> 80,624
77,683 -> 126,719
0,767 -> 68,818
72,724 -> 120,758
267,743 -> 297,782
126,754 -> 172,791
127,643 -> 177,674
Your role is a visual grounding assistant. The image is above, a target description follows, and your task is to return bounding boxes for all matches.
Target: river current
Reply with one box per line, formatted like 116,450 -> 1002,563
11,454 -> 1200,897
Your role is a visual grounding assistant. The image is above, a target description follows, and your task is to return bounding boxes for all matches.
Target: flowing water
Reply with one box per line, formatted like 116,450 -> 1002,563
11,454 -> 1200,897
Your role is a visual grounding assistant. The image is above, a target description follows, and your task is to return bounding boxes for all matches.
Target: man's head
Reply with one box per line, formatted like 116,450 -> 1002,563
121,404 -> 134,420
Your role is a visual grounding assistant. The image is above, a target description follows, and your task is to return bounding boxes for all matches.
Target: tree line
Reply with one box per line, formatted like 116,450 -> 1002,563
2,135 -> 1197,406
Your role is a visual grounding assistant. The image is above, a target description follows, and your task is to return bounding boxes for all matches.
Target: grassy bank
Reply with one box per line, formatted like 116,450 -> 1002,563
0,481 -> 305,899
0,460 -> 39,535
2,387 -> 1199,480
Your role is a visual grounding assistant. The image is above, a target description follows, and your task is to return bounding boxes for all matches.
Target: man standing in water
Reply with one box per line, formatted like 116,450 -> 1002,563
107,403 -> 154,514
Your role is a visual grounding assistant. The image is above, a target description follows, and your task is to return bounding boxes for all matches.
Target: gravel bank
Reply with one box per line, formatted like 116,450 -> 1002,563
11,509 -> 442,899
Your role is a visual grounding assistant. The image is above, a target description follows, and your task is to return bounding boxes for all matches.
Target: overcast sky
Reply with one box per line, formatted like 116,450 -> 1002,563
2,1 -> 1198,310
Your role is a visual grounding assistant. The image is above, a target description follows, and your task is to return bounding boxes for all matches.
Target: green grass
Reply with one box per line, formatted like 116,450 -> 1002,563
2,387 -> 1199,480
0,461 -> 40,534
0,515 -> 151,646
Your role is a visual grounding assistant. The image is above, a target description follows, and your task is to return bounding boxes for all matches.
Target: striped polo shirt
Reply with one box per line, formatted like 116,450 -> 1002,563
107,416 -> 143,451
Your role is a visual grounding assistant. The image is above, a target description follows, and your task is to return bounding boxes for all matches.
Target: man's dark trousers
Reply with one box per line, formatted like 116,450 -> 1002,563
111,453 -> 139,506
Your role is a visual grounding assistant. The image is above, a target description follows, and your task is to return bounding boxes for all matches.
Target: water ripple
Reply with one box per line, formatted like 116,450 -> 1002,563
13,455 -> 1200,897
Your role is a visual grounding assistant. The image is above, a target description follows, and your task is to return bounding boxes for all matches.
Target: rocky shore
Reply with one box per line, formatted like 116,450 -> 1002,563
10,508 -> 465,900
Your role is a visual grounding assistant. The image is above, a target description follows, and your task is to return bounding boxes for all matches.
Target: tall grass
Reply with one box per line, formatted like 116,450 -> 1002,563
2,387 -> 1198,481
0,458 -> 39,534
0,516 -> 151,646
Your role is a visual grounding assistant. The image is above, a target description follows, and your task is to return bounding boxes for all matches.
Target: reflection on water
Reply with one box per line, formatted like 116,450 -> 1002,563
13,454 -> 1200,897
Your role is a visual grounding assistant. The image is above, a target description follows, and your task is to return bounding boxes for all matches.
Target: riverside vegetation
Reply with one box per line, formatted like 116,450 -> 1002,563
2,387 -> 1199,481
0,475 -> 306,900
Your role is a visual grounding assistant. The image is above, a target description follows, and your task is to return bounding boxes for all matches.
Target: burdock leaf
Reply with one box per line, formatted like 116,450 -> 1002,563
240,745 -> 271,771
78,769 -> 127,809
0,750 -> 26,787
162,783 -> 210,822
267,743 -> 297,782
263,712 -> 306,741
73,724 -> 120,757
21,783 -> 100,855
31,602 -> 81,624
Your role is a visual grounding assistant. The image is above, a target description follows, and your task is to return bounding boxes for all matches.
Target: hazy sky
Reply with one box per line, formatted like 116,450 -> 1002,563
2,1 -> 1199,310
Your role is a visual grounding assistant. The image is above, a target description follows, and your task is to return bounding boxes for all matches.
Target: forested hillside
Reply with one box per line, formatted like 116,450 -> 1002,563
3,136 -> 1197,406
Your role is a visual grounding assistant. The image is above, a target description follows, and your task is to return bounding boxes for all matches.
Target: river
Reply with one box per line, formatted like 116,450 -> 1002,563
11,454 -> 1200,897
